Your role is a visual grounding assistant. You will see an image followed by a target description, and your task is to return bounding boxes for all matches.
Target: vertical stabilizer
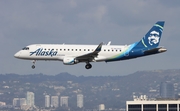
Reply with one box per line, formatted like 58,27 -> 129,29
135,21 -> 165,49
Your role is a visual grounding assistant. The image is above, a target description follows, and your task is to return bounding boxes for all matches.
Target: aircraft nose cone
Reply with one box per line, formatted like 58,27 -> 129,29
14,52 -> 19,58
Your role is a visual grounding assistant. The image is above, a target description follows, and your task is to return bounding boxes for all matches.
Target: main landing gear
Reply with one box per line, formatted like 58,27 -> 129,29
31,60 -> 36,69
31,60 -> 92,69
85,63 -> 92,69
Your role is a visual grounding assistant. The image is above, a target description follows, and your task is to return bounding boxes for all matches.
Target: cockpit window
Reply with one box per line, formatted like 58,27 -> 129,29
22,47 -> 29,50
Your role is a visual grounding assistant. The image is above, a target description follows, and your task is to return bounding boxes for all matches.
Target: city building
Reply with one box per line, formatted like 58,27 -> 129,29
45,95 -> 50,108
77,94 -> 83,108
51,96 -> 59,108
160,82 -> 174,98
0,101 -> 6,106
126,95 -> 180,111
26,91 -> 35,107
99,104 -> 105,111
20,98 -> 26,106
60,96 -> 68,107
13,98 -> 27,108
13,98 -> 20,107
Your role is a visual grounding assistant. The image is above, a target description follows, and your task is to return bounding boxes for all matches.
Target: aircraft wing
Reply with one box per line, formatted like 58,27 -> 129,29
75,42 -> 103,62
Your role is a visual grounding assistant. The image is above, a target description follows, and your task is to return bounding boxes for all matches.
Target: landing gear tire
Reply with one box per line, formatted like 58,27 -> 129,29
31,60 -> 36,69
85,64 -> 92,69
32,65 -> 35,69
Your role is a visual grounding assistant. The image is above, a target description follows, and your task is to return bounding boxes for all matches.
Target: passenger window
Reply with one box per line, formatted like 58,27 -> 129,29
104,49 -> 106,51
64,49 -> 66,51
76,49 -> 77,51
84,49 -> 86,51
79,49 -> 81,51
72,49 -> 73,51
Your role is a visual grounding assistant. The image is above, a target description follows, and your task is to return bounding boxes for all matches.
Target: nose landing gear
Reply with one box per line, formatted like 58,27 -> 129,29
31,60 -> 36,69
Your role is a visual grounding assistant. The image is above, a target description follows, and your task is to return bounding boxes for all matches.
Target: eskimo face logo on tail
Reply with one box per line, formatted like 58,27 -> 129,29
30,48 -> 57,57
148,31 -> 160,45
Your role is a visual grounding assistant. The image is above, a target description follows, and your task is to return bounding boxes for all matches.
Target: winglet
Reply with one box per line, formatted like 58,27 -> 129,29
107,41 -> 111,45
94,42 -> 103,52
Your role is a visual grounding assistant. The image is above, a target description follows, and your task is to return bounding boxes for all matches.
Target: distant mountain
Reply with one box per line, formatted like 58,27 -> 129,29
1,69 -> 180,109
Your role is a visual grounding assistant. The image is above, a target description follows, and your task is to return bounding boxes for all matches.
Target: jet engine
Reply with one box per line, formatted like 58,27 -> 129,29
63,57 -> 78,65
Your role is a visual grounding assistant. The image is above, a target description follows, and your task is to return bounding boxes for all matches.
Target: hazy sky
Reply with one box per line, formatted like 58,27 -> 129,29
0,0 -> 180,76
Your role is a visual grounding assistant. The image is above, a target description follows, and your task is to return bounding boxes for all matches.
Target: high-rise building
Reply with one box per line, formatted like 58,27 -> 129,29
160,82 -> 174,98
77,94 -> 83,108
13,98 -> 20,107
51,96 -> 59,108
60,96 -> 68,107
20,98 -> 26,106
45,95 -> 50,108
26,91 -> 35,107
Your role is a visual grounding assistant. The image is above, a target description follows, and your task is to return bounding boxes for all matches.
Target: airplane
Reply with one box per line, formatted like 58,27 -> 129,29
14,21 -> 167,69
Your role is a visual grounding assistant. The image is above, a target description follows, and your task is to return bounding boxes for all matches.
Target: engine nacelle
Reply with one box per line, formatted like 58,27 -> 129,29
63,57 -> 78,65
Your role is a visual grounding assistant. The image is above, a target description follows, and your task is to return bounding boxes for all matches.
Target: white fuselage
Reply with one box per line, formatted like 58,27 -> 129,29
14,44 -> 128,62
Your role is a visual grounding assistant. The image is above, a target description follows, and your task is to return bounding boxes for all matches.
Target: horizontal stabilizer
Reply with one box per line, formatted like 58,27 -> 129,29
144,47 -> 167,54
